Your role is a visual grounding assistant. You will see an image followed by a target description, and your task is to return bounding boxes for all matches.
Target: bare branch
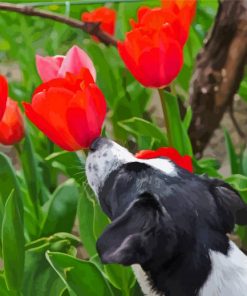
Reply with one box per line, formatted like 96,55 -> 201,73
0,2 -> 117,47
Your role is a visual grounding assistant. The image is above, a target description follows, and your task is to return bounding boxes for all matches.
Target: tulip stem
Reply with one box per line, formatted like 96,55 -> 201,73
158,88 -> 172,147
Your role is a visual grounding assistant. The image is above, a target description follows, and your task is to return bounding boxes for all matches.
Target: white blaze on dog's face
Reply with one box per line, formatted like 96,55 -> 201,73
86,137 -> 177,196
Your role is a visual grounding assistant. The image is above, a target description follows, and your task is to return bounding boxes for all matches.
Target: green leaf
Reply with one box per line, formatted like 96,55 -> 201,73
104,264 -> 135,294
41,179 -> 79,236
2,191 -> 24,291
59,288 -> 70,296
0,152 -> 22,207
77,187 -> 97,257
119,117 -> 167,146
224,129 -> 240,174
183,106 -> 192,132
241,148 -> 247,176
159,90 -> 193,156
23,251 -> 65,296
46,251 -> 114,296
20,128 -> 42,209
225,174 -> 247,191
93,202 -> 109,240
45,151 -> 85,184
25,233 -> 80,254
194,157 -> 221,178
0,273 -> 17,296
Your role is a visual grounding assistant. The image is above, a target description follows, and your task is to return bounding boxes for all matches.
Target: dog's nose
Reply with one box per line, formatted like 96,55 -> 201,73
90,137 -> 110,152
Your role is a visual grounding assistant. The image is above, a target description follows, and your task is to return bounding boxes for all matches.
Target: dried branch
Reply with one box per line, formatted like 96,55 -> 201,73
0,2 -> 117,47
189,0 -> 247,155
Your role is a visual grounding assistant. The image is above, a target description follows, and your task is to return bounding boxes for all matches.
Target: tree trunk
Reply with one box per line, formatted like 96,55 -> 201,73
189,0 -> 247,155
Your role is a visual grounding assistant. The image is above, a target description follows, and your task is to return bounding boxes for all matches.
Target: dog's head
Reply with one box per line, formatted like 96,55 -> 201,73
86,137 -> 247,268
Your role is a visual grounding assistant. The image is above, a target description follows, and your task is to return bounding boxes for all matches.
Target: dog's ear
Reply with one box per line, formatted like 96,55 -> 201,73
96,193 -> 175,266
210,180 -> 247,232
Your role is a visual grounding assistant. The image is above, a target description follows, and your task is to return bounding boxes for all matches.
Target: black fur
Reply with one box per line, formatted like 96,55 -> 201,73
96,162 -> 247,296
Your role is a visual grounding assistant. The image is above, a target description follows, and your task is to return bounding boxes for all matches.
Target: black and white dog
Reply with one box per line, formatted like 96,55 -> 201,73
86,137 -> 247,296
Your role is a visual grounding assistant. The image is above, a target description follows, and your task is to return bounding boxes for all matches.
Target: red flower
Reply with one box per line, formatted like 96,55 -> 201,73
36,45 -> 96,82
135,147 -> 193,172
118,7 -> 185,88
81,7 -> 116,41
0,97 -> 24,146
162,0 -> 196,31
23,69 -> 106,151
0,75 -> 8,120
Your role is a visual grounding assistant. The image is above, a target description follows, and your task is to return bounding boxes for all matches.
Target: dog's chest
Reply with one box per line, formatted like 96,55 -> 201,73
199,242 -> 247,296
132,242 -> 247,296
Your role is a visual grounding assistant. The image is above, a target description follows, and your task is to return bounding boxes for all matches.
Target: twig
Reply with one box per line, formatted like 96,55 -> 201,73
0,2 -> 118,46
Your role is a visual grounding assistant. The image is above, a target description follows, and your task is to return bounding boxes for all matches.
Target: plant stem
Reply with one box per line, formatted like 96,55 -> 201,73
158,88 -> 172,147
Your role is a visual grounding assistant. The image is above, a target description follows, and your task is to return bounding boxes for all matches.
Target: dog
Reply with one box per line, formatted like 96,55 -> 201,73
86,137 -> 247,296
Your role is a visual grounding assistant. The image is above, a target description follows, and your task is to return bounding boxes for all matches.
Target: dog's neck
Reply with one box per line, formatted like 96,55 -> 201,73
134,232 -> 247,296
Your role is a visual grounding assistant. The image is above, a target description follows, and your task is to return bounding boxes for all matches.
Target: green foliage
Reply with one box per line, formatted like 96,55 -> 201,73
2,191 -> 24,292
46,251 -> 114,296
0,0 -> 246,295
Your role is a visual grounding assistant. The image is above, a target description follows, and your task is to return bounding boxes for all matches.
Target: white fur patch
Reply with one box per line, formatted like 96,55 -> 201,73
199,241 -> 247,296
132,264 -> 163,296
86,140 -> 176,195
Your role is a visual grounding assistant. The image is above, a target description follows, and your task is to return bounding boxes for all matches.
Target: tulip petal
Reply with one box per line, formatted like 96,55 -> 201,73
82,7 -> 116,38
0,98 -> 24,145
118,41 -> 144,85
67,84 -> 106,148
137,36 -> 183,87
135,147 -> 193,173
0,75 -> 8,120
58,45 -> 96,82
24,88 -> 82,151
36,55 -> 64,82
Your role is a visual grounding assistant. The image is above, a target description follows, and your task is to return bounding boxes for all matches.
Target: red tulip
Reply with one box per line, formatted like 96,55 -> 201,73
135,147 -> 193,172
81,7 -> 116,41
0,98 -> 24,145
36,45 -> 96,82
162,0 -> 196,29
130,7 -> 190,47
23,69 -> 107,151
118,21 -> 183,88
0,75 -> 8,120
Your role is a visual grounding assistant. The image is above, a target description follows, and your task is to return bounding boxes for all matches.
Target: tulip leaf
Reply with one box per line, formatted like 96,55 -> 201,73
224,174 -> 247,202
104,264 -> 136,294
224,129 -> 240,175
20,128 -> 43,211
41,179 -> 79,236
0,152 -> 22,207
0,153 -> 23,255
183,106 -> 192,132
0,273 -> 17,296
23,250 -> 65,296
46,251 -> 114,296
93,201 -> 109,240
160,90 -> 193,156
118,117 -> 168,147
2,190 -> 25,292
242,148 -> 247,176
45,151 -> 85,184
77,187 -> 97,257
